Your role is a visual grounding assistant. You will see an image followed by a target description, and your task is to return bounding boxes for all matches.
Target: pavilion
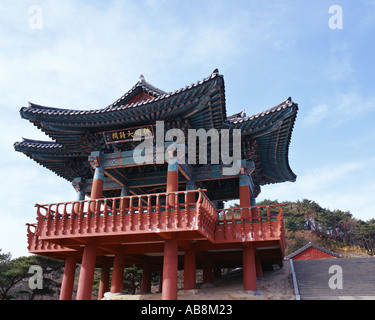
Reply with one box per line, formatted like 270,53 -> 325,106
15,69 -> 298,300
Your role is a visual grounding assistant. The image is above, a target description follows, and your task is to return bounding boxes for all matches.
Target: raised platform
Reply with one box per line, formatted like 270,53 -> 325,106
26,190 -> 285,267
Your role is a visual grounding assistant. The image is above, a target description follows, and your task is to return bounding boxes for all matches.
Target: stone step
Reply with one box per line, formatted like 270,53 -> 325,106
292,257 -> 375,299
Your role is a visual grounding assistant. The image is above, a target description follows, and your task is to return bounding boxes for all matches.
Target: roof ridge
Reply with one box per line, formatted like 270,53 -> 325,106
227,97 -> 297,124
21,70 -> 222,116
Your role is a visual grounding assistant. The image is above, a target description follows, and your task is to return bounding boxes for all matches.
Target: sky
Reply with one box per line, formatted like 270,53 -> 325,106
0,0 -> 374,258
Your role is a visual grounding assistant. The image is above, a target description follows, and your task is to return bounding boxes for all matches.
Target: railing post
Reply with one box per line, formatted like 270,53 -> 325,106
120,197 -> 126,231
175,192 -> 180,228
138,196 -> 143,230
147,195 -> 152,229
129,197 -> 134,231
165,193 -> 170,229
156,194 -> 160,229
103,199 -> 108,232
257,207 -> 263,239
184,192 -> 189,228
53,204 -> 60,236
266,206 -> 272,237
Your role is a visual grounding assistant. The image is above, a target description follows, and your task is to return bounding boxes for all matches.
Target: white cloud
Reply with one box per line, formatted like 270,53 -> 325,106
259,159 -> 375,221
327,42 -> 354,81
303,89 -> 375,127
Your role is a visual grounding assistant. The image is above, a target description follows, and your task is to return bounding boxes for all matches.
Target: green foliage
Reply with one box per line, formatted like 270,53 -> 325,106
231,199 -> 375,255
282,199 -> 374,255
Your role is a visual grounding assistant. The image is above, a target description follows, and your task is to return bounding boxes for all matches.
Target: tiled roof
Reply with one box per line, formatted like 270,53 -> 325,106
15,70 -> 298,187
20,70 -> 222,117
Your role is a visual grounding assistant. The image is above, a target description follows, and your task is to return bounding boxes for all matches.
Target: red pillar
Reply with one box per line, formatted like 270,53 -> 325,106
141,262 -> 152,294
111,252 -> 125,294
186,180 -> 196,204
239,174 -> 252,220
202,253 -> 213,285
121,186 -> 130,208
167,162 -> 178,206
59,255 -> 76,300
243,245 -> 257,291
162,239 -> 178,300
91,166 -> 104,199
98,265 -> 110,300
76,242 -> 97,300
184,249 -> 196,290
255,253 -> 263,279
213,266 -> 222,280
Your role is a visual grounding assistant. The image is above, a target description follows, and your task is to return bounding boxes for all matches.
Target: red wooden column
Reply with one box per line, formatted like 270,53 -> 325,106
186,180 -> 196,204
59,255 -> 76,300
243,245 -> 257,291
239,174 -> 252,220
255,252 -> 263,279
91,167 -> 104,200
166,160 -> 178,206
162,238 -> 178,300
202,253 -> 213,285
111,251 -> 125,294
98,265 -> 110,300
76,242 -> 97,300
72,178 -> 85,213
184,249 -> 196,290
141,261 -> 152,294
89,153 -> 105,214
121,185 -> 130,208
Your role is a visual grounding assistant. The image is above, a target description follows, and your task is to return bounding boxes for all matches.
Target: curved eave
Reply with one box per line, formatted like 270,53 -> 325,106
14,139 -> 89,182
257,106 -> 298,185
231,99 -> 298,185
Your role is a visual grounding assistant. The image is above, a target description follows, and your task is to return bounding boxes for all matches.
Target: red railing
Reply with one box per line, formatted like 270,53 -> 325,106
31,189 -> 218,241
26,191 -> 286,252
215,204 -> 285,243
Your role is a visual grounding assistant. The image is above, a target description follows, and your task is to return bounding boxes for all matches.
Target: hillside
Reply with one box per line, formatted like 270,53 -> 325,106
256,199 -> 374,257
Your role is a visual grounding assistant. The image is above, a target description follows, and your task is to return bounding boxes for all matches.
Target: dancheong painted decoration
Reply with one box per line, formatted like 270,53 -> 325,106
14,69 -> 298,300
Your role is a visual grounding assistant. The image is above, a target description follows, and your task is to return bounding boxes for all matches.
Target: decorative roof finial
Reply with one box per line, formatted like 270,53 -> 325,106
139,74 -> 145,82
212,68 -> 219,75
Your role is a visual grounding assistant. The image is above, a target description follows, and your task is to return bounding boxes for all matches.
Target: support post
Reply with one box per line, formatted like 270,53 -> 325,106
111,252 -> 125,294
121,185 -> 130,208
59,255 -> 76,300
239,174 -> 252,220
141,261 -> 152,294
183,249 -> 196,290
202,253 -> 213,285
243,245 -> 257,291
213,266 -> 222,280
162,239 -> 178,300
255,253 -> 263,279
186,180 -> 196,204
72,178 -> 85,213
98,265 -> 110,300
91,166 -> 104,200
76,242 -> 97,300
167,160 -> 178,206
